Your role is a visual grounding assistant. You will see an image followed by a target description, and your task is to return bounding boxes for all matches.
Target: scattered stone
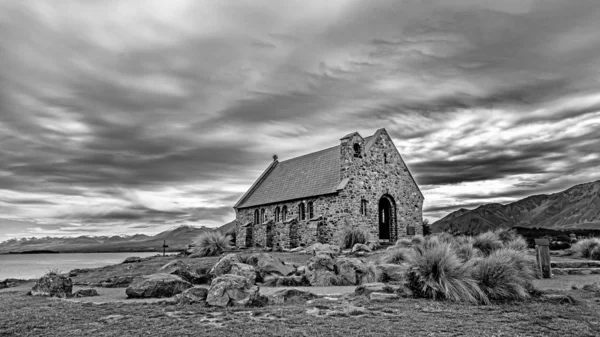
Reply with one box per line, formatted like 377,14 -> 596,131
552,269 -> 566,276
305,254 -> 337,286
296,265 -> 307,275
583,283 -> 600,292
354,282 -> 398,296
229,263 -> 257,284
99,315 -> 125,324
351,243 -> 372,255
30,273 -> 73,298
177,287 -> 209,304
209,254 -> 241,278
370,292 -> 400,301
122,256 -> 142,264
73,289 -> 99,297
366,242 -> 380,251
266,289 -> 318,304
160,260 -> 204,284
100,276 -> 135,288
307,243 -> 341,257
542,294 -> 579,304
377,263 -> 407,282
289,247 -> 304,253
206,274 -> 259,307
125,273 -> 192,298
244,253 -> 295,281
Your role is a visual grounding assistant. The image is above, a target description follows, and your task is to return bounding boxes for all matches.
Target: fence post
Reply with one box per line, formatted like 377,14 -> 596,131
534,238 -> 552,278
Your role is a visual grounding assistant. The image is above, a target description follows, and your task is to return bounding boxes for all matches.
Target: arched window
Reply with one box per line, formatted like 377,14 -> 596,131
254,209 -> 259,225
353,143 -> 361,158
360,199 -> 368,216
260,208 -> 265,223
275,207 -> 280,222
282,206 -> 287,222
308,201 -> 314,219
299,203 -> 306,220
383,153 -> 387,164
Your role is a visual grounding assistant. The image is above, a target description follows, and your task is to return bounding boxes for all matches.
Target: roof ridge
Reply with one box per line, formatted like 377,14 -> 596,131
279,144 -> 340,164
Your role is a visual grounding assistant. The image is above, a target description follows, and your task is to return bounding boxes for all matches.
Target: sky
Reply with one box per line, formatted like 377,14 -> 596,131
1,0 -> 599,240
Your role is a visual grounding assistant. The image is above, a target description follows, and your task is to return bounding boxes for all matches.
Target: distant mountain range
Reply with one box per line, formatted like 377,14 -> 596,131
0,220 -> 236,254
432,180 -> 600,234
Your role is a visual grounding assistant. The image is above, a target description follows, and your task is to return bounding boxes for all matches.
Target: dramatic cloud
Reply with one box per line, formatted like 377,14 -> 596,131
1,0 -> 599,238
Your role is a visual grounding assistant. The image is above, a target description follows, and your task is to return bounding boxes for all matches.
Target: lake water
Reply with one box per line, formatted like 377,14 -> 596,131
0,252 -> 166,280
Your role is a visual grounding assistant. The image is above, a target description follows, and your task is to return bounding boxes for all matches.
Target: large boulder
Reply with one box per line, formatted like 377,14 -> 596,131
266,289 -> 318,304
177,287 -> 209,304
335,257 -> 367,285
305,254 -> 338,286
351,243 -> 372,255
307,243 -> 341,257
30,274 -> 73,298
229,263 -> 257,285
125,273 -> 192,298
376,263 -> 407,283
160,260 -> 203,284
244,253 -> 295,281
209,254 -> 241,278
206,274 -> 259,307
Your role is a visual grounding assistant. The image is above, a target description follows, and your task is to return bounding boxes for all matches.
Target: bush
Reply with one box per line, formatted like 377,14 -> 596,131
494,228 -> 520,244
453,243 -> 482,262
411,234 -> 425,245
381,247 -> 414,264
571,238 -> 600,259
473,231 -> 503,256
341,227 -> 369,249
395,238 -> 412,247
406,242 -> 489,304
192,232 -> 232,257
473,249 -> 535,301
504,236 -> 529,251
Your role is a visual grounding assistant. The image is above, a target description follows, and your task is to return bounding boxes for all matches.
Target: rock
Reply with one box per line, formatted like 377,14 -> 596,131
376,263 -> 407,282
68,269 -> 89,277
73,289 -> 99,297
307,243 -> 341,257
305,254 -> 338,286
176,287 -> 209,304
370,292 -> 399,301
266,289 -> 318,304
354,251 -> 366,257
160,260 -> 203,284
206,274 -> 259,307
351,243 -> 372,254
542,294 -> 579,304
296,266 -> 307,275
122,256 -> 142,264
355,282 -> 397,296
125,273 -> 192,298
229,263 -> 257,284
366,242 -> 380,251
209,254 -> 241,278
31,274 -> 73,298
552,269 -> 566,276
583,283 -> 600,292
0,278 -> 27,289
289,247 -> 304,253
335,257 -> 367,285
244,253 -> 295,281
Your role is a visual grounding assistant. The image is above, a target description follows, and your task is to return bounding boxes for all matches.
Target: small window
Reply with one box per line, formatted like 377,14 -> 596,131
384,153 -> 387,164
282,206 -> 287,222
299,203 -> 306,220
308,201 -> 314,219
260,208 -> 265,223
360,199 -> 368,216
254,209 -> 259,225
353,143 -> 361,158
275,207 -> 280,222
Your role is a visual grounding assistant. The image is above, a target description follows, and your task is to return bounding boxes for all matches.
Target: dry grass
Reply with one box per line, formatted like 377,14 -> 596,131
473,249 -> 535,301
473,232 -> 503,256
380,247 -> 413,265
341,227 -> 369,249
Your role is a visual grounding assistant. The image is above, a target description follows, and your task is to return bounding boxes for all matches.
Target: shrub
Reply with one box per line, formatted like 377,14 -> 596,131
380,247 -> 414,264
473,249 -> 535,301
192,232 -> 232,257
411,234 -> 425,245
395,238 -> 412,247
504,236 -> 528,251
473,231 -> 503,256
571,238 -> 600,259
493,228 -> 519,244
359,262 -> 382,284
453,242 -> 482,262
341,227 -> 369,249
406,242 -> 489,304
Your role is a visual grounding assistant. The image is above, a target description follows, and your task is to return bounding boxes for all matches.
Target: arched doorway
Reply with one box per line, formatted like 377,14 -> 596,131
378,195 -> 396,241
265,223 -> 274,248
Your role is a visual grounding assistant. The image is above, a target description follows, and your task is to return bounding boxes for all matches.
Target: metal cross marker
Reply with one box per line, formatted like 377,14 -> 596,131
162,240 -> 169,257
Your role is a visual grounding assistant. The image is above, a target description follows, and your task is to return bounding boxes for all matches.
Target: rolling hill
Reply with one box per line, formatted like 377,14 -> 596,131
431,180 -> 600,234
0,221 -> 237,254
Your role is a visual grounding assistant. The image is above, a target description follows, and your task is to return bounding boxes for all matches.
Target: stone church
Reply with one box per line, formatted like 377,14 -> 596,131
233,128 -> 423,249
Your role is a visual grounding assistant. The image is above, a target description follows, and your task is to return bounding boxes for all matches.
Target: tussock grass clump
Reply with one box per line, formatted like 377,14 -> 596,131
381,247 -> 414,264
453,243 -> 482,262
411,234 -> 425,245
341,227 -> 369,249
473,231 -> 503,256
432,232 -> 455,244
359,262 -> 383,284
395,238 -> 412,247
473,249 -> 535,301
493,228 -> 520,244
406,242 -> 489,304
192,232 -> 232,257
504,236 -> 529,251
571,238 -> 600,259
453,235 -> 474,245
